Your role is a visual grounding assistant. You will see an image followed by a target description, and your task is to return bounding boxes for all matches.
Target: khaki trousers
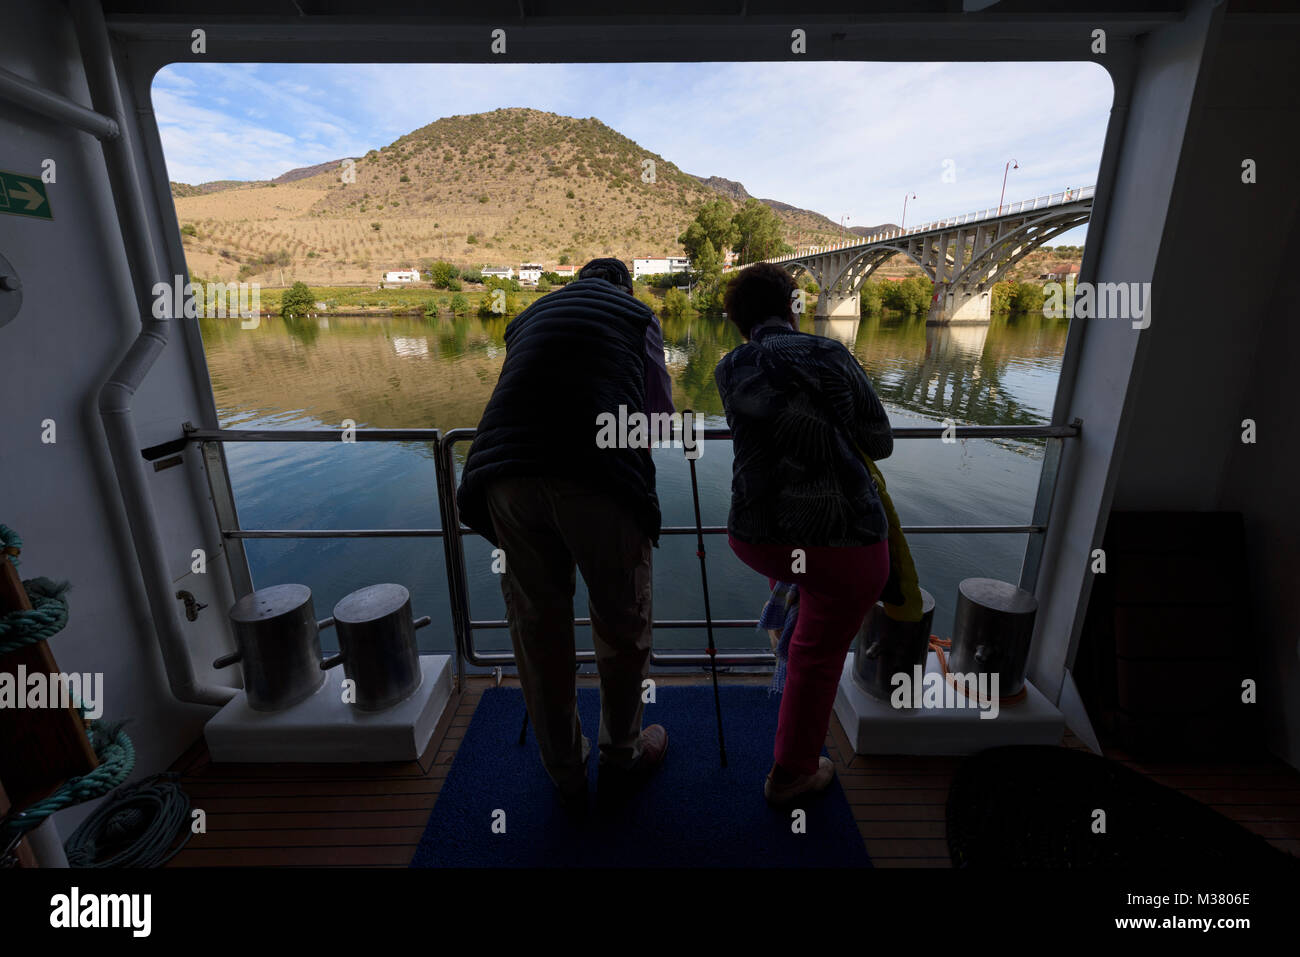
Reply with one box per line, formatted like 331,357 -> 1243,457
484,476 -> 653,794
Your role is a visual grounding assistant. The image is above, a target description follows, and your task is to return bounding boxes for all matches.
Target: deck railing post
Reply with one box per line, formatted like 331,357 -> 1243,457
199,439 -> 255,598
1018,419 -> 1078,594
433,431 -> 469,691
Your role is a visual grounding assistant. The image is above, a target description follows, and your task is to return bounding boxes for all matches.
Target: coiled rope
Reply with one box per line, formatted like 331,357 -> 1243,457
64,773 -> 192,868
0,524 -> 71,655
0,523 -> 136,865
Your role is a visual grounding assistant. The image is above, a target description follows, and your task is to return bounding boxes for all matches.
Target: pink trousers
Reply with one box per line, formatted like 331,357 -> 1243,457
729,535 -> 891,775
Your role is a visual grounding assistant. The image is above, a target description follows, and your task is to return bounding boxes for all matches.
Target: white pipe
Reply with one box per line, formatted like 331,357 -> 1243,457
72,0 -> 233,707
0,65 -> 119,140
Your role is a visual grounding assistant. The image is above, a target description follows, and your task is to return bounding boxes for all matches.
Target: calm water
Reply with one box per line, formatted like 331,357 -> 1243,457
198,308 -> 1069,659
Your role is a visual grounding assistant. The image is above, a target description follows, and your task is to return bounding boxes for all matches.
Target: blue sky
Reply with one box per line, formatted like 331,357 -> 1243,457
153,61 -> 1112,244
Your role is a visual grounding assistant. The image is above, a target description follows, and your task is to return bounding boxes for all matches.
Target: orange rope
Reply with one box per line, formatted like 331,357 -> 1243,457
928,635 -> 1028,707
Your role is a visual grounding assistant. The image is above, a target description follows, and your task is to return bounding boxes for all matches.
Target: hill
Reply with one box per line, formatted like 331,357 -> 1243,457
171,108 -> 853,286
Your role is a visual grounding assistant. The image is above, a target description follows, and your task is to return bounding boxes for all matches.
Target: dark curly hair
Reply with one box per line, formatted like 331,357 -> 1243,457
723,263 -> 798,338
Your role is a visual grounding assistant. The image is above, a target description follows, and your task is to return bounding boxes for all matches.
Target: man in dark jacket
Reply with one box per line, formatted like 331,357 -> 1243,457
456,258 -> 672,808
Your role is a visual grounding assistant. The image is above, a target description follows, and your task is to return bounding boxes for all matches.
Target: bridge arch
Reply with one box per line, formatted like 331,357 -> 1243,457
765,188 -> 1094,322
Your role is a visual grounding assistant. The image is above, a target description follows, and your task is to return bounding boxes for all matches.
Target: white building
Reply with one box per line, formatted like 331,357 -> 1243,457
633,256 -> 690,280
481,266 -> 514,280
554,265 -> 576,279
383,269 -> 421,283
518,263 -> 544,285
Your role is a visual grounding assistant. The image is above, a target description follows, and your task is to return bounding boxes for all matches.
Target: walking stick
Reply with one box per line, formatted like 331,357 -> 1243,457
684,410 -> 728,768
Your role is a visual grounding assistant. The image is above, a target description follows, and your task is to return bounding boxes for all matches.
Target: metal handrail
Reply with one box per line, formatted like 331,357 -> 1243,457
182,419 -> 1081,682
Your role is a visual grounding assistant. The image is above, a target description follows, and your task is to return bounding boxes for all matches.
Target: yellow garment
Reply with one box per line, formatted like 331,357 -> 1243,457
860,452 -> 925,622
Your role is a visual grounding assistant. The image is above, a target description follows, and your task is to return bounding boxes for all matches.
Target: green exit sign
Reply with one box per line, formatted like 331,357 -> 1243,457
0,170 -> 52,221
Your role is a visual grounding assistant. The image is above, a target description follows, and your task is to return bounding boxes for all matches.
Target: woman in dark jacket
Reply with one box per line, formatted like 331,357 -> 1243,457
714,263 -> 894,805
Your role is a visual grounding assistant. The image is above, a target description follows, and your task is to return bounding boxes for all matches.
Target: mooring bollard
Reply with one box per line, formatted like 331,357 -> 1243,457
321,583 -> 429,712
853,588 -> 936,702
214,584 -> 329,712
948,578 -> 1038,697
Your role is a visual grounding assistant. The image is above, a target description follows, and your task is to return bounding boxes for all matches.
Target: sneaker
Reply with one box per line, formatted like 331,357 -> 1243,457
764,757 -> 835,806
597,725 -> 668,799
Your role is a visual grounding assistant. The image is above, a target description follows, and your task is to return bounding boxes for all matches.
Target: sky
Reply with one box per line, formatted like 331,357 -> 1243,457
153,60 -> 1113,245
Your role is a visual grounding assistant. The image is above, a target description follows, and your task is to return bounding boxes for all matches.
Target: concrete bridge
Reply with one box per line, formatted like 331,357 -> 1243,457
763,186 -> 1094,324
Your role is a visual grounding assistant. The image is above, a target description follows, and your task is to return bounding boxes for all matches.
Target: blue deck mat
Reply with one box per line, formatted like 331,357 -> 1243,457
411,684 -> 871,868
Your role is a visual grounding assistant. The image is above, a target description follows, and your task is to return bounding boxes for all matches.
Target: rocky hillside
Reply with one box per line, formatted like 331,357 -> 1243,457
171,108 -> 851,286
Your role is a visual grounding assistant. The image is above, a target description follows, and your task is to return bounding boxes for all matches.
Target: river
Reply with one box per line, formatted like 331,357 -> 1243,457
198,306 -> 1069,661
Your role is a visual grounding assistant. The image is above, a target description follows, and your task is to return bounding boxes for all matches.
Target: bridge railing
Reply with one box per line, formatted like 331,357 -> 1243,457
770,185 -> 1095,262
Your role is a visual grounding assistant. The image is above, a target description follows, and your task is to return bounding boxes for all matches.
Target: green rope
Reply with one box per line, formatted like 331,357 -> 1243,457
0,524 -> 72,654
0,719 -> 136,852
0,524 -> 21,566
64,772 -> 191,868
0,523 -> 135,861
0,578 -> 70,654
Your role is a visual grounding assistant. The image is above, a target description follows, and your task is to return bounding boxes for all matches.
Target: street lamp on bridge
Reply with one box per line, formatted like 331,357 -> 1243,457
840,213 -> 851,240
999,159 -> 1020,215
901,193 -> 917,229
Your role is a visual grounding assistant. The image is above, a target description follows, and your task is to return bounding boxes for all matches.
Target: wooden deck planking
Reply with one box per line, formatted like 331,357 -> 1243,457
165,675 -> 1300,868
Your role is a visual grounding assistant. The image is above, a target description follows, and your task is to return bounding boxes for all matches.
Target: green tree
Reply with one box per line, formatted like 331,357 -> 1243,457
991,280 -> 1015,313
428,261 -> 459,288
691,238 -> 723,292
449,292 -> 469,315
662,286 -> 694,321
1010,281 -> 1046,315
679,198 -> 738,262
731,198 -> 790,264
881,276 -> 933,317
860,279 -> 884,317
280,281 -> 315,319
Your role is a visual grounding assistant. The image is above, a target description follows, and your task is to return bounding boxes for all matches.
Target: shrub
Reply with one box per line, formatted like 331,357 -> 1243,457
280,281 -> 314,319
663,286 -> 693,320
477,277 -> 522,316
449,292 -> 469,315
428,260 -> 459,289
